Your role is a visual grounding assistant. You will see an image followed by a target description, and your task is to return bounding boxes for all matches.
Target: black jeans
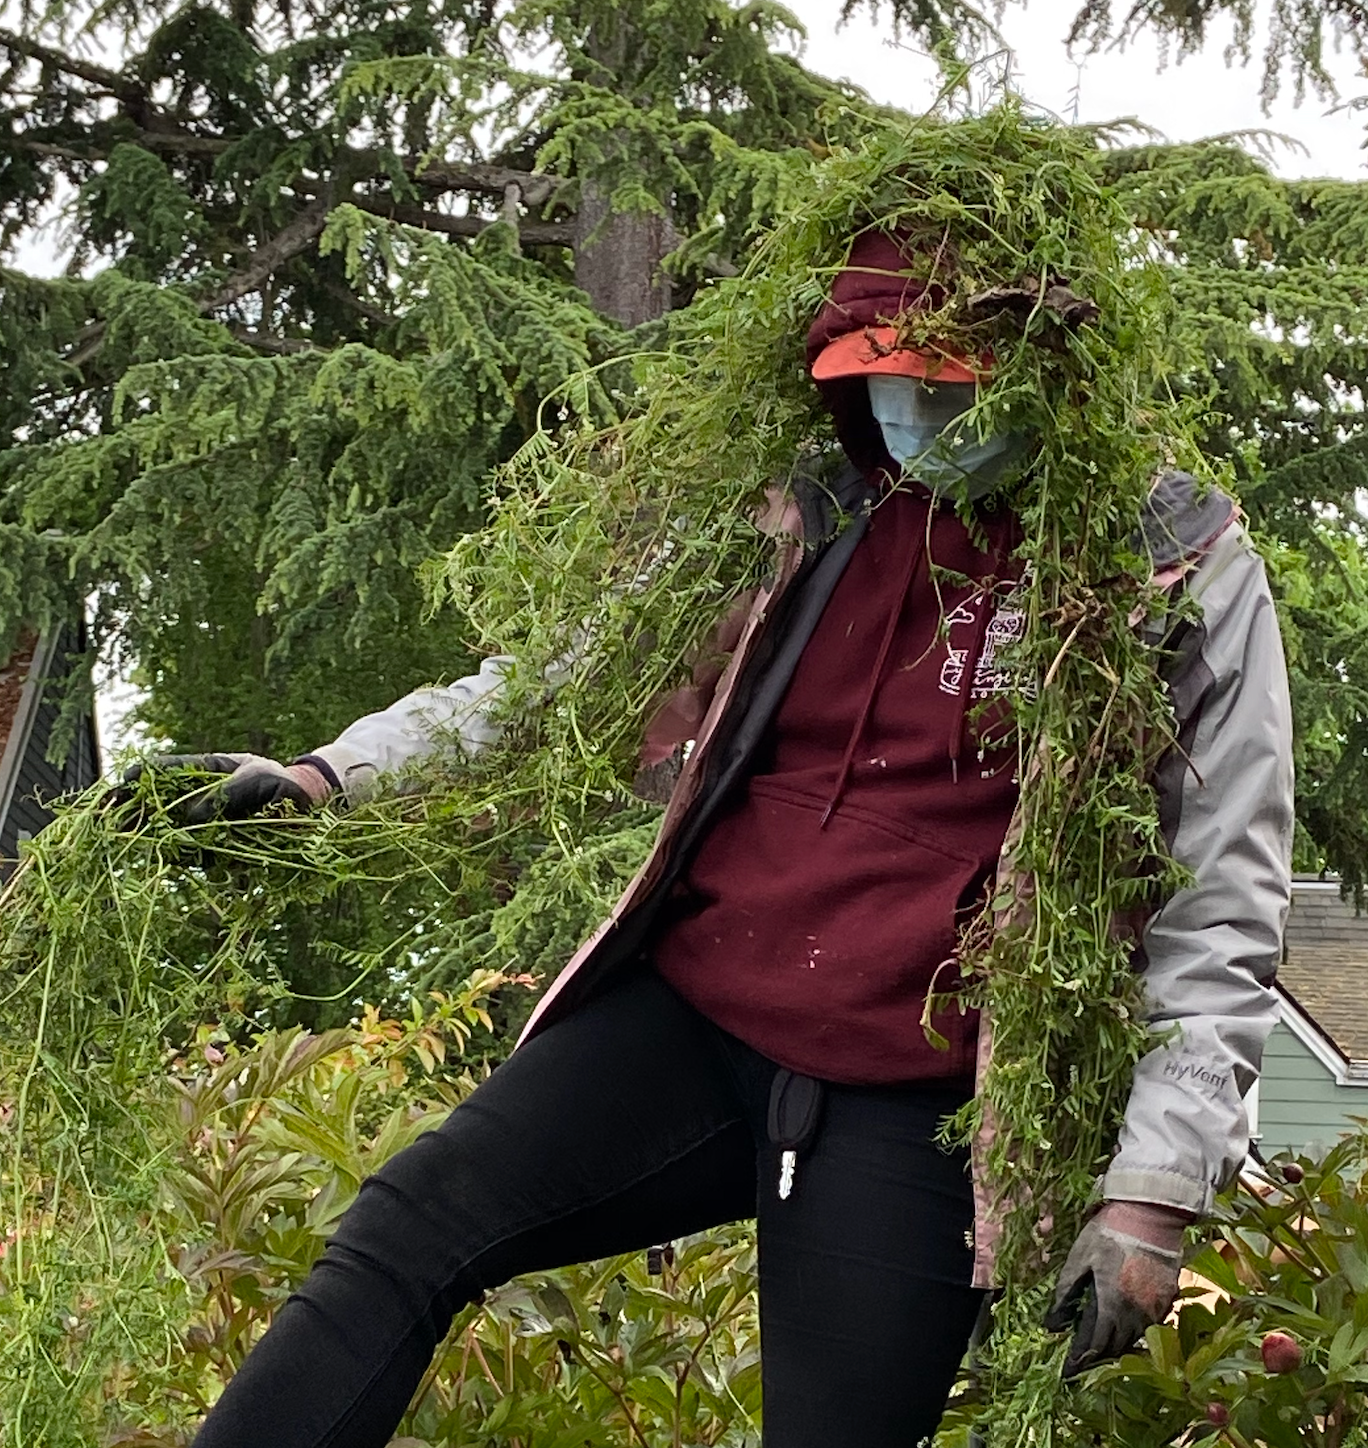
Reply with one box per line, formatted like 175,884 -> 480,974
192,971 -> 983,1447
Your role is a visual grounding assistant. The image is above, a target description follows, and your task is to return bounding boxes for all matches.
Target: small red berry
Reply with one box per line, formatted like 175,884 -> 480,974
1205,1402 -> 1230,1427
1261,1331 -> 1303,1374
1282,1162 -> 1305,1185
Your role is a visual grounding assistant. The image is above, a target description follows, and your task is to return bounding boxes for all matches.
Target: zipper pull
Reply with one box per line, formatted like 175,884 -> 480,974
778,1149 -> 797,1200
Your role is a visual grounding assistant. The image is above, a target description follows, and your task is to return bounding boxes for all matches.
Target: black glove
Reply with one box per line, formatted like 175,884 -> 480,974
1044,1200 -> 1186,1378
123,753 -> 335,824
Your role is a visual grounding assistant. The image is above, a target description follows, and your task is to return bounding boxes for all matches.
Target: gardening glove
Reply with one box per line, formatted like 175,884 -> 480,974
123,753 -> 336,824
1044,1200 -> 1188,1378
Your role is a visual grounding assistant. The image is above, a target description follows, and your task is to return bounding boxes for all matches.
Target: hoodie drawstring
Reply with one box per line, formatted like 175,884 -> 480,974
820,526 -> 927,829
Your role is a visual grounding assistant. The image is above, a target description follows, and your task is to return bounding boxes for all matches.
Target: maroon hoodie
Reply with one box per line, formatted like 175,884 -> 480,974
651,233 -> 1024,1084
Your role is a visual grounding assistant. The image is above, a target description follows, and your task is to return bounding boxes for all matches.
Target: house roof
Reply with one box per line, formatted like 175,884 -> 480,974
1278,878 -> 1368,1066
0,624 -> 101,874
0,631 -> 38,758
0,629 -> 51,831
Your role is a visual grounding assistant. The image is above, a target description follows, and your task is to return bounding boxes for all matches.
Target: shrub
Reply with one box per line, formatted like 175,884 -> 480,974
1045,1135 -> 1368,1448
0,979 -> 762,1447
10,983 -> 1368,1446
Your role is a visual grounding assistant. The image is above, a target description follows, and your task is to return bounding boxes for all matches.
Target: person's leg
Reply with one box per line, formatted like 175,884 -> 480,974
754,1078 -> 985,1448
192,971 -> 757,1448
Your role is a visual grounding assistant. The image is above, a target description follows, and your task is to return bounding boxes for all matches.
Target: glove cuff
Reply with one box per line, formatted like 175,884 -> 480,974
1094,1199 -> 1189,1256
292,754 -> 342,794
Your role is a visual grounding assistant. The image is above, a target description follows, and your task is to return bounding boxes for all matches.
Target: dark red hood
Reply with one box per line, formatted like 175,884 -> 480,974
806,230 -> 942,477
805,230 -> 941,370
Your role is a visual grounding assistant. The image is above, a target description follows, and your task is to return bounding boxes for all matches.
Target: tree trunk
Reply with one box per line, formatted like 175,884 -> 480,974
572,183 -> 674,326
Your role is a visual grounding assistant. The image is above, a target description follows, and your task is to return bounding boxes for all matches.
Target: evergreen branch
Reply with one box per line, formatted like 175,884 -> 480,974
0,27 -> 142,102
111,130 -> 232,158
228,328 -> 318,354
12,133 -> 562,205
12,129 -> 228,164
56,173 -> 573,368
11,138 -> 102,164
66,329 -> 109,371
352,198 -> 574,246
320,280 -> 394,327
65,198 -> 333,367
202,195 -> 333,311
399,158 -> 561,207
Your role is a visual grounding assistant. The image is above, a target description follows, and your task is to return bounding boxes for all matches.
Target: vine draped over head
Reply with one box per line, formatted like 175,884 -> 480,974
3,100 -> 1211,1442
440,96 -> 1204,1426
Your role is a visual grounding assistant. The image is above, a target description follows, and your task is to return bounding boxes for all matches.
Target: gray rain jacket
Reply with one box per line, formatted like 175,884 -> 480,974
310,466 -> 1294,1286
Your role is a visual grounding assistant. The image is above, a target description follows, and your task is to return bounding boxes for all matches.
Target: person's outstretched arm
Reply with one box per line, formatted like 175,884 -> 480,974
302,654 -> 517,803
128,653 -> 518,819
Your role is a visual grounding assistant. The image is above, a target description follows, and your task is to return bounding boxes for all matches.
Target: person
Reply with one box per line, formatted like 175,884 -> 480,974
166,228 -> 1294,1447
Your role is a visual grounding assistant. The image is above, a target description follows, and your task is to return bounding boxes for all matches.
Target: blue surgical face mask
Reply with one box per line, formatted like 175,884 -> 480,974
867,375 -> 1028,503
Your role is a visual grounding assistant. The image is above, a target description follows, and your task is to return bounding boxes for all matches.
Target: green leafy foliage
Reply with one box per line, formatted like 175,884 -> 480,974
0,980 -> 508,1444
1047,1137 -> 1368,1448
849,0 -> 1368,110
0,977 -> 766,1447
4,230 -> 620,757
14,925 -> 1368,1448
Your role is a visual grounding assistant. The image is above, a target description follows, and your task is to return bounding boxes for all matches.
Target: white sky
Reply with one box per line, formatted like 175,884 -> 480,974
783,0 -> 1367,180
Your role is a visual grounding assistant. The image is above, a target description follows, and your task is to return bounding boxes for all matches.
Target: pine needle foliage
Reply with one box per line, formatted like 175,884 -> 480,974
846,0 -> 1368,112
1,228 -> 623,757
0,0 -> 875,758
1099,138 -> 1368,894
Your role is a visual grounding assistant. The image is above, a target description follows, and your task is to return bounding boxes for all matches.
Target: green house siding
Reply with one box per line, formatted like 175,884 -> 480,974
1257,1020 -> 1368,1158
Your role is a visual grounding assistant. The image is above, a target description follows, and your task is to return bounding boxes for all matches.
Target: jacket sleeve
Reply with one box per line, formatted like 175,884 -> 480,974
1103,523 -> 1294,1215
306,654 -> 516,801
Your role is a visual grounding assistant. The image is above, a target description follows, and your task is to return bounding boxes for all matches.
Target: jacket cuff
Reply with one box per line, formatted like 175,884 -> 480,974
1102,1166 -> 1213,1217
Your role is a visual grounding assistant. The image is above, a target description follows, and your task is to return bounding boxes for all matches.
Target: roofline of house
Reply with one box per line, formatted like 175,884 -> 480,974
1277,982 -> 1368,1085
0,629 -> 57,829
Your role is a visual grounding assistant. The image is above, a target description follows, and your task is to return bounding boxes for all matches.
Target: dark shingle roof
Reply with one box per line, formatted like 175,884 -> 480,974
0,632 -> 38,749
1279,879 -> 1368,1063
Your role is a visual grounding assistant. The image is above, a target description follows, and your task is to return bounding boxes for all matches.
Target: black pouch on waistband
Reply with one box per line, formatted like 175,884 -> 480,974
766,1069 -> 825,1200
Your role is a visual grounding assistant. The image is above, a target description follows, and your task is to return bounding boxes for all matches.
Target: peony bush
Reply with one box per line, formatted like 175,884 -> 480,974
1047,1136 -> 1368,1448
7,978 -> 1368,1447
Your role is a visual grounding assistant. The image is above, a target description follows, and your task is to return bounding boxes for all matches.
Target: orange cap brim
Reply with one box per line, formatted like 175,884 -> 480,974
811,326 -> 986,384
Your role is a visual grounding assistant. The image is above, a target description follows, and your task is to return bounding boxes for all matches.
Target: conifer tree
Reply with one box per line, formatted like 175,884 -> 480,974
3,0 -> 1368,882
853,0 -> 1368,107
0,0 -> 870,755
1102,138 -> 1368,888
